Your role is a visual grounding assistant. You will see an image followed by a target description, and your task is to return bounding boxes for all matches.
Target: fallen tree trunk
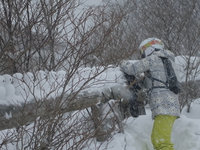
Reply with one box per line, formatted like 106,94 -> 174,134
0,85 -> 132,131
0,91 -> 103,131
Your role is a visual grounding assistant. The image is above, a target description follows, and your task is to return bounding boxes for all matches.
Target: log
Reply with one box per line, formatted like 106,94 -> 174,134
0,91 -> 102,131
0,85 -> 132,131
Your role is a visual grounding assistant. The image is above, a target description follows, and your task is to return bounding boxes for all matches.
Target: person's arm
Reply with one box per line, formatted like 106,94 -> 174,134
120,56 -> 155,76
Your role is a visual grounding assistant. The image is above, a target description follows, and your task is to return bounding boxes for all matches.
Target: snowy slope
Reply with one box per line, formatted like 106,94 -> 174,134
99,105 -> 200,150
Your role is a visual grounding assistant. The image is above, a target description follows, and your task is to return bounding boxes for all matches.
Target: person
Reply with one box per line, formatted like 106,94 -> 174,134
120,37 -> 180,150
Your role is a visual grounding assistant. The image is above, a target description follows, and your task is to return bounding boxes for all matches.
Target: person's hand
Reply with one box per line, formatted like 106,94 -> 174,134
120,60 -> 129,69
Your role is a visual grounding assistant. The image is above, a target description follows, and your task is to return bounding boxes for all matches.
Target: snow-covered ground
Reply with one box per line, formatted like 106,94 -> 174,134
1,102 -> 200,150
100,104 -> 200,150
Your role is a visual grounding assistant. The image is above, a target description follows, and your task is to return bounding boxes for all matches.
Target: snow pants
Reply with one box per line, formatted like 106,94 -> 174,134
151,115 -> 177,150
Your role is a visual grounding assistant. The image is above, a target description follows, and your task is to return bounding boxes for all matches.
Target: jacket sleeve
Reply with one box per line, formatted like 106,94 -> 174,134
120,56 -> 156,76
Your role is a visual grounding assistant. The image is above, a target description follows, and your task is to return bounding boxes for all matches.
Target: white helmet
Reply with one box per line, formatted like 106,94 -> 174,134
138,37 -> 164,58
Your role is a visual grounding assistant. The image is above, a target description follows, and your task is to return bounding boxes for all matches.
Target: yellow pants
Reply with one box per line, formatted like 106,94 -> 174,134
151,115 -> 177,150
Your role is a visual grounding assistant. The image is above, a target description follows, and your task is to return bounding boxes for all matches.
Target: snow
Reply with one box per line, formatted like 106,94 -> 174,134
1,0 -> 198,149
0,55 -> 200,149
102,106 -> 200,150
0,75 -> 6,102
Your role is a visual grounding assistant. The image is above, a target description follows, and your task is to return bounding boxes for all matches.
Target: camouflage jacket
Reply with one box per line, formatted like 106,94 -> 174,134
120,49 -> 180,119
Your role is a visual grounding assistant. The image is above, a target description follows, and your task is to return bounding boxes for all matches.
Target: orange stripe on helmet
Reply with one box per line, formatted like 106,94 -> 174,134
140,40 -> 163,53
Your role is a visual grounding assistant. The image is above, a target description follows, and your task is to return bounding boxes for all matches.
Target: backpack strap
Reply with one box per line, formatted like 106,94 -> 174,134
145,75 -> 166,95
148,77 -> 167,93
151,77 -> 167,86
146,56 -> 168,93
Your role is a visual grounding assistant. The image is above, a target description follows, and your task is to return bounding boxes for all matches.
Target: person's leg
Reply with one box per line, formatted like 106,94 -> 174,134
151,115 -> 177,150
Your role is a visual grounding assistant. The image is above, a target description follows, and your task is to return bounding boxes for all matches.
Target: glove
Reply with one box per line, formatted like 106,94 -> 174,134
120,60 -> 129,69
124,72 -> 135,83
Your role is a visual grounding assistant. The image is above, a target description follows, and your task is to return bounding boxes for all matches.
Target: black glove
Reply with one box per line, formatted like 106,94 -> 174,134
123,72 -> 135,84
123,72 -> 141,91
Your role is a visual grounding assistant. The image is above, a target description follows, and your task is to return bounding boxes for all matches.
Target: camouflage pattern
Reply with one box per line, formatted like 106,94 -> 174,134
120,49 -> 180,119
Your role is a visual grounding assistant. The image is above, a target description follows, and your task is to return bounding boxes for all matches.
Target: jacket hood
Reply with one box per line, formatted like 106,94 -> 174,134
153,49 -> 175,61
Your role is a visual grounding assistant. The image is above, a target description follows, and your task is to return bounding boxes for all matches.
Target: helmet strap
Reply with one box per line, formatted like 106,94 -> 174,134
144,46 -> 155,57
141,53 -> 145,58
